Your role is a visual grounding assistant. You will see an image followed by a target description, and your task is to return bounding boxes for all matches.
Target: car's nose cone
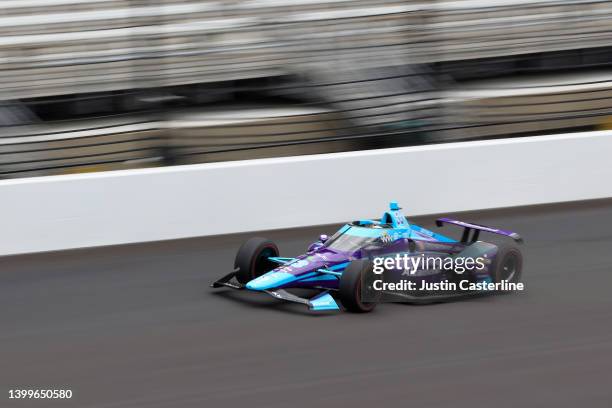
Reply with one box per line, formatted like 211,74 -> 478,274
245,271 -> 295,291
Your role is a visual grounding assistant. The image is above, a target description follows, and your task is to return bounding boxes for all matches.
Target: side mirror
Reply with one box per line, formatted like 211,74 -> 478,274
319,234 -> 329,243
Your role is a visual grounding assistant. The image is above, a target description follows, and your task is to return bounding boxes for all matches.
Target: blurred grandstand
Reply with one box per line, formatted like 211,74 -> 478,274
0,0 -> 611,177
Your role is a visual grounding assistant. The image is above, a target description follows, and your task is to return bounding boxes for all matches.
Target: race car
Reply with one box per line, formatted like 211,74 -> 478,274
211,202 -> 523,312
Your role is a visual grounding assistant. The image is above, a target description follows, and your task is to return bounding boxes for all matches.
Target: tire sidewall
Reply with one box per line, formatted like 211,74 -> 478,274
339,259 -> 380,313
492,245 -> 523,284
234,237 -> 279,284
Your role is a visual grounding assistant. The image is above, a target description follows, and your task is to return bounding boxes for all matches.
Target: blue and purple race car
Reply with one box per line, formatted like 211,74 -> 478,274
212,202 -> 523,312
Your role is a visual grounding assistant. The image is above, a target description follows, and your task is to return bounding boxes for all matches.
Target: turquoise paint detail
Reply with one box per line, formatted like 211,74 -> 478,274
381,202 -> 410,229
246,271 -> 295,291
338,224 -> 351,234
309,292 -> 340,311
316,269 -> 342,277
328,262 -> 349,271
410,224 -> 456,243
295,272 -> 318,280
268,257 -> 296,264
343,223 -> 456,243
345,226 -> 386,238
302,263 -> 349,281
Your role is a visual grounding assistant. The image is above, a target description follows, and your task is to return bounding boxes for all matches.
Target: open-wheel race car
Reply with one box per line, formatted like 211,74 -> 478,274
211,202 -> 523,312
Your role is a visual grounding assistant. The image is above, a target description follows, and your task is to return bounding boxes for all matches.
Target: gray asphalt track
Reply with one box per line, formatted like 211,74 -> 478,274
2,200 -> 612,408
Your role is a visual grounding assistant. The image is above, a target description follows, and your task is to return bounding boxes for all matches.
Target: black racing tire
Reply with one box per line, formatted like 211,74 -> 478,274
492,244 -> 523,284
234,237 -> 279,284
339,259 -> 380,313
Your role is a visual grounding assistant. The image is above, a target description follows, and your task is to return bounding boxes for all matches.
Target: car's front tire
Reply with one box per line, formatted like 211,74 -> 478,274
339,259 -> 380,313
234,237 -> 279,284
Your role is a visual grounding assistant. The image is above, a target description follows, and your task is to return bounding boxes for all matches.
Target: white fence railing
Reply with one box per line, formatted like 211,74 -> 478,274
1,130 -> 612,256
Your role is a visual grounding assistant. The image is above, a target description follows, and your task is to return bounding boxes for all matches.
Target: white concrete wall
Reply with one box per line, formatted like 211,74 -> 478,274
2,131 -> 612,256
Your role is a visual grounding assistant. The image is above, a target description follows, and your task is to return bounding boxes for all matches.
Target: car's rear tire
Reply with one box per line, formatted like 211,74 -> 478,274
234,237 -> 279,284
492,244 -> 523,284
339,259 -> 380,313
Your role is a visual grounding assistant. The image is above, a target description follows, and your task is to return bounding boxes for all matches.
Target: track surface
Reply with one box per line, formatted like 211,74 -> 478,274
2,200 -> 612,408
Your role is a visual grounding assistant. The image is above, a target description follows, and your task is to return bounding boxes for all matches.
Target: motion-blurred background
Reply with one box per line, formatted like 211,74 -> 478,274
1,0 -> 611,178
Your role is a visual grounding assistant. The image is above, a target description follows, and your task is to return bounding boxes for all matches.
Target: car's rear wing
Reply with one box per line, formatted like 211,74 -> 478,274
435,218 -> 523,244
